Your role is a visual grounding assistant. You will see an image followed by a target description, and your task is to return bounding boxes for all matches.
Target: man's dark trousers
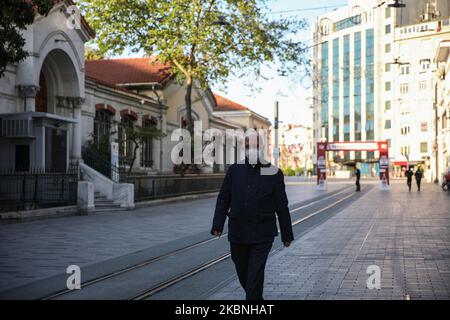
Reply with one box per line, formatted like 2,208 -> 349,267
230,242 -> 273,300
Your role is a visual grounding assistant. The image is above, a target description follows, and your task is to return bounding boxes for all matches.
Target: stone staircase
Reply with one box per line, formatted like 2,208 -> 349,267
94,192 -> 123,212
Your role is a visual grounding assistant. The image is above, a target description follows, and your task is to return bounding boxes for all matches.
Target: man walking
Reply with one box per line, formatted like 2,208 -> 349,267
405,167 -> 414,192
415,167 -> 423,192
211,137 -> 294,300
355,166 -> 361,192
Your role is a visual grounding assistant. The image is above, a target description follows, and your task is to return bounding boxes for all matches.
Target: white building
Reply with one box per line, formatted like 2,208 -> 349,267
435,40 -> 450,182
388,7 -> 450,181
0,0 -> 93,172
312,0 -> 450,179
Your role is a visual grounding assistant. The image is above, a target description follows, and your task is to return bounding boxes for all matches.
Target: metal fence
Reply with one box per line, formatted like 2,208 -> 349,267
0,167 -> 78,212
123,174 -> 225,201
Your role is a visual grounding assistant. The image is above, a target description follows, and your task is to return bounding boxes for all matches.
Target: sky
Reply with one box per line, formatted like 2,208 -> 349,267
211,0 -> 348,128
113,0 -> 349,127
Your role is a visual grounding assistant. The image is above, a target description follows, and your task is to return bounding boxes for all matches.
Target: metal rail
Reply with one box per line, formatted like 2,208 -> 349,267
43,185 -> 357,300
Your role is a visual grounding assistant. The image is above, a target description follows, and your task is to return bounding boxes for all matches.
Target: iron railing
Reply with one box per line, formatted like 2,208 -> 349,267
122,174 -> 225,201
82,147 -> 121,181
0,167 -> 78,212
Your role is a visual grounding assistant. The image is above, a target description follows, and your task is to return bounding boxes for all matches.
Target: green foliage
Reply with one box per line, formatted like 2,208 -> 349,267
282,167 -> 296,176
81,0 -> 307,86
83,134 -> 111,161
122,124 -> 165,176
80,0 -> 308,133
85,45 -> 106,60
0,0 -> 53,77
295,167 -> 304,176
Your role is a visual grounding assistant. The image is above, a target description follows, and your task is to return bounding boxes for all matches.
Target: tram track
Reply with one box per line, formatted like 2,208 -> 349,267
41,185 -> 362,300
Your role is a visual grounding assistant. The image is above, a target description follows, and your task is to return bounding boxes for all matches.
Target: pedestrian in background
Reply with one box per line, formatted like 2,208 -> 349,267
415,167 -> 423,192
355,166 -> 361,192
405,167 -> 414,192
211,136 -> 293,300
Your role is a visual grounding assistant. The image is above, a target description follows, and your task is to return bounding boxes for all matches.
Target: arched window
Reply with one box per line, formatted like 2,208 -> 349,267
118,115 -> 135,166
94,109 -> 112,144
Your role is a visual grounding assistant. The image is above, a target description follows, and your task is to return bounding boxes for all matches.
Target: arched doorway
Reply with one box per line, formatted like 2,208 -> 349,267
37,49 -> 81,171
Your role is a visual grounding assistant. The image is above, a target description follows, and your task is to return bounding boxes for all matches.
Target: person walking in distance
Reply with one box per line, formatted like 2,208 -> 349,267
210,136 -> 293,300
355,166 -> 361,192
415,167 -> 423,192
405,167 -> 414,192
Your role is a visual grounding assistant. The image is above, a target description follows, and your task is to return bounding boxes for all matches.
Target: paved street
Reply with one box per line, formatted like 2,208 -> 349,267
208,181 -> 450,300
0,180 -> 345,291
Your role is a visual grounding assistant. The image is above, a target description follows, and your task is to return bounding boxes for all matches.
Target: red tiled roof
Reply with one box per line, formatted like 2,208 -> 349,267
213,93 -> 248,111
85,57 -> 172,85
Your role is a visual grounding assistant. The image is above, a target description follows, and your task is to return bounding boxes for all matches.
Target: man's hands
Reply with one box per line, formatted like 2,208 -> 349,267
283,241 -> 291,247
212,230 -> 222,237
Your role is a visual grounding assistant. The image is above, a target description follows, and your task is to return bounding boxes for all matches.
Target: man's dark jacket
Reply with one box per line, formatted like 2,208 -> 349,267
211,161 -> 294,244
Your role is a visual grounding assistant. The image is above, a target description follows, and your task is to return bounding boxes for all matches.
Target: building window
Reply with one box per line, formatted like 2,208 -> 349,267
118,115 -> 135,167
385,43 -> 391,53
401,126 -> 410,135
401,145 -> 410,156
420,59 -> 430,72
385,82 -> 391,91
385,101 -> 391,111
385,63 -> 391,72
419,81 -> 427,91
385,24 -> 391,34
400,83 -> 409,94
400,64 -> 410,75
420,142 -> 428,153
421,122 -> 428,132
385,119 -> 391,129
385,7 -> 391,19
94,109 -> 112,147
141,118 -> 157,168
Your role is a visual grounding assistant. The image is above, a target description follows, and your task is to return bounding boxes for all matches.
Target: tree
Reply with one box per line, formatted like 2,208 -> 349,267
80,0 -> 308,136
122,124 -> 165,177
0,0 -> 53,77
85,45 -> 106,60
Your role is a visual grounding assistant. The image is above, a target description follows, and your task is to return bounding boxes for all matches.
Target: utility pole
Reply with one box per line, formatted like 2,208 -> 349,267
274,101 -> 279,167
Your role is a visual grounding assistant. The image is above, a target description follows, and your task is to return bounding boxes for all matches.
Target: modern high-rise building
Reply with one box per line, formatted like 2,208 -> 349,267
312,0 -> 450,179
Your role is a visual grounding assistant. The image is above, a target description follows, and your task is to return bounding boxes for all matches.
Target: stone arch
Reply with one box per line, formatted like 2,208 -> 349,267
37,48 -> 81,115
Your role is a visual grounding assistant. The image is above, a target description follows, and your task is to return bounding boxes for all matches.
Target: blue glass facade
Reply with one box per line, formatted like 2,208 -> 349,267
343,35 -> 350,143
332,38 -> 339,142
354,31 -> 362,159
321,41 -> 329,141
365,28 -> 375,158
354,32 -> 362,142
333,15 -> 362,32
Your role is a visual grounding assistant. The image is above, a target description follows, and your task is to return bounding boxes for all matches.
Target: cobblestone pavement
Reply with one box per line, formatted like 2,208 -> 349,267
209,181 -> 450,300
0,182 -> 345,291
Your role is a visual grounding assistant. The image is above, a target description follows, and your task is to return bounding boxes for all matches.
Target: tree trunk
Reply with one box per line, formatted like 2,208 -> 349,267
183,77 -> 196,174
185,77 -> 194,136
128,143 -> 139,177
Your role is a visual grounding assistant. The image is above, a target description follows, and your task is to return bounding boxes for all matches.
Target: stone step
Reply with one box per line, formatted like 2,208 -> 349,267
94,207 -> 125,212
